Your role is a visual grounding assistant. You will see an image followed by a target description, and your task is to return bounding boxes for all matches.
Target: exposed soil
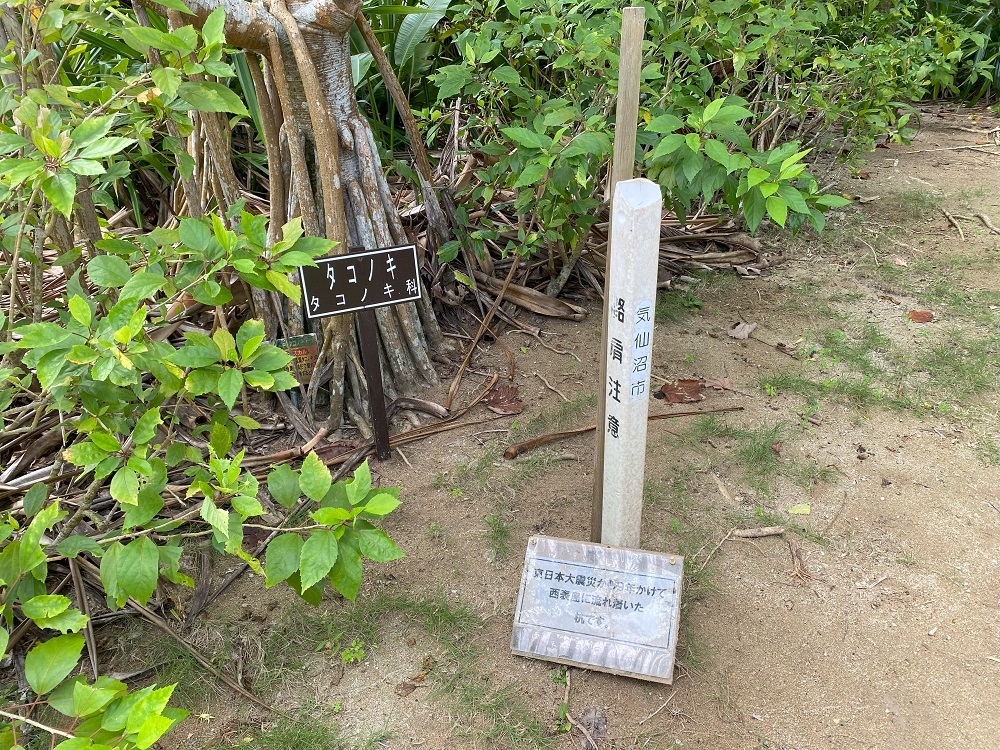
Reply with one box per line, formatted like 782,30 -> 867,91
163,104 -> 1000,750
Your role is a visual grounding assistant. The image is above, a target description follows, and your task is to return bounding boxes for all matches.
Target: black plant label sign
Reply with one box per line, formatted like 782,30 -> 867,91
299,244 -> 421,320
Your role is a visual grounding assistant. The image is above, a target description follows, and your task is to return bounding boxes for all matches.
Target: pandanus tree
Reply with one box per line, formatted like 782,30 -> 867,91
136,0 -> 448,431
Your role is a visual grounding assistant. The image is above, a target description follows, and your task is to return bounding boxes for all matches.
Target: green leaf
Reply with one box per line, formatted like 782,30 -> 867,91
117,537 -> 159,605
217,368 -> 243,410
490,65 -> 521,86
72,680 -> 119,717
119,272 -> 166,301
561,131 -> 611,160
23,482 -> 48,518
709,105 -> 755,126
0,628 -> 8,660
684,132 -> 701,153
68,295 -> 91,328
299,452 -> 332,502
35,608 -> 89,634
743,187 -> 767,232
702,98 -> 725,122
358,528 -> 405,562
56,535 -> 104,558
777,184 -> 811,215
501,127 -> 552,151
433,64 -> 473,99
765,195 -> 788,227
703,139 -> 732,171
815,194 -> 851,208
77,137 -> 134,159
232,495 -> 263,517
298,529 -> 338,591
513,160 -> 548,188
201,6 -> 226,47
362,493 -> 400,516
132,407 -> 162,445
243,370 -> 274,389
63,441 -> 109,467
200,497 -> 229,541
746,167 -> 770,189
110,467 -> 139,505
650,133 -> 686,160
310,507 -> 352,525
25,633 -> 84,695
171,345 -> 221,368
23,595 -> 71,620
151,66 -> 182,99
267,464 -> 300,508
176,81 -> 248,116
42,173 -> 76,218
264,533 -> 303,588
346,460 -> 372,505
14,321 -> 73,348
87,255 -> 132,288
185,368 -> 219,395
395,0 -> 453,66
329,529 -> 362,601
646,113 -> 683,134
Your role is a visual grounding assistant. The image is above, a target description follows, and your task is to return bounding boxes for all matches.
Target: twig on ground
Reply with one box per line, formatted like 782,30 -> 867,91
974,213 -> 1000,235
502,406 -> 744,459
396,447 -> 413,469
638,689 -> 678,726
564,669 -> 599,750
942,209 -> 965,240
732,526 -> 785,539
535,372 -> 570,402
510,329 -> 581,361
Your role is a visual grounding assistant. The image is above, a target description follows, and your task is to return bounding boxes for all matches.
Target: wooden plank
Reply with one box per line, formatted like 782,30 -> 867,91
593,6 -> 647,543
600,178 -> 661,547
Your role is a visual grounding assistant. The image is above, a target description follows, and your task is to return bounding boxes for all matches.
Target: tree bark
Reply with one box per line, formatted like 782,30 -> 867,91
139,0 -> 441,429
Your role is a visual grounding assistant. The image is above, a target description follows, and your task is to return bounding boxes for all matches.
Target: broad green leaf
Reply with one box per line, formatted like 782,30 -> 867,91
217,368 -> 243,409
185,369 -> 219,395
42,173 -> 76,218
298,529 -> 338,591
433,63 -> 473,99
310,507 -> 352,525
35,608 -> 89,634
56,535 -> 104,558
25,633 -> 84,695
23,482 -> 48,518
0,628 -> 7,660
777,184 -> 811,215
395,0 -> 453,66
243,370 -> 274,389
22,595 -> 71,620
151,66 -> 182,99
329,529 -> 362,601
171,345 -> 221,368
684,132 -> 701,153
200,497 -> 229,540
702,97 -> 725,122
646,113 -> 683,134
267,464 -> 300,508
232,495 -> 263,517
132,407 -> 162,445
63,441 -> 109,467
72,680 -> 119,718
264,533 -> 303,587
110,466 -> 139,505
14,321 -> 73,348
299,452 -> 332,502
649,133 -> 686,160
766,195 -> 788,226
176,81 -> 248,116
362,493 -> 400,516
201,7 -> 226,47
77,137 -> 134,160
119,272 -> 166,301
561,131 -> 611,159
746,167 -> 770,189
126,684 -> 174,734
703,139 -> 732,171
136,713 -> 175,749
358,529 -> 405,562
501,127 -> 552,151
513,160 -> 548,188
70,117 -> 116,148
117,537 -> 159,605
68,295 -> 91,327
87,255 -> 132,288
490,65 -> 521,86
346,460 -> 372,504
179,217 -> 212,251
236,319 -> 265,357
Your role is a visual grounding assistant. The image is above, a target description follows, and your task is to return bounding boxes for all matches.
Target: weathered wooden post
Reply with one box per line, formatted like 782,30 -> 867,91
593,6 -> 646,543
600,179 -> 662,548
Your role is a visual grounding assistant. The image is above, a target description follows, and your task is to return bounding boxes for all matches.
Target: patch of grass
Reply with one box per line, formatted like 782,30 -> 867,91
485,508 -> 513,561
731,507 -> 828,546
677,627 -> 710,675
916,328 -> 1000,404
735,423 -> 785,495
513,393 -> 596,438
759,370 -> 895,410
438,668 -> 555,750
891,189 -> 939,220
657,287 -> 703,324
209,712 -> 389,750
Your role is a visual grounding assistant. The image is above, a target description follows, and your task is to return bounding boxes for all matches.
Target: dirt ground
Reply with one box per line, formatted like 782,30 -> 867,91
164,104 -> 1000,750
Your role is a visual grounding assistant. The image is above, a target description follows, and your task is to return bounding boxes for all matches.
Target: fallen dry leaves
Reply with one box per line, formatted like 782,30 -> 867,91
727,321 -> 758,340
908,310 -> 934,323
483,384 -> 524,415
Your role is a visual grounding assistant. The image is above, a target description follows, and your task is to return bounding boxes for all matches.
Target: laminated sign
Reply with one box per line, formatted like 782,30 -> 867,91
511,535 -> 683,684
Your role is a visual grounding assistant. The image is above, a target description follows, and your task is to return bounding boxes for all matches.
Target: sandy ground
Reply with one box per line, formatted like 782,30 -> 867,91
164,104 -> 1000,750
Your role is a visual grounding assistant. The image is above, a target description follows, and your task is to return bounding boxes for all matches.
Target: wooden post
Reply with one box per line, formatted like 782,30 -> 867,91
593,6 -> 646,543
600,178 -> 661,548
357,309 -> 391,460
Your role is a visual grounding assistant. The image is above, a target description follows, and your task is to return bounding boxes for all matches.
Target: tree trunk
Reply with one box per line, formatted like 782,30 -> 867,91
143,0 -> 442,431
